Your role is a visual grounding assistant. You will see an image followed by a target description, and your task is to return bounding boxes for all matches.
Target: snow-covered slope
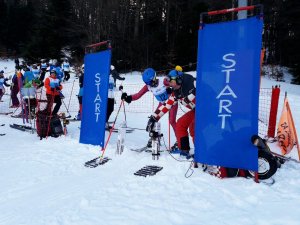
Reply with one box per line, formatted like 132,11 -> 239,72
0,59 -> 300,225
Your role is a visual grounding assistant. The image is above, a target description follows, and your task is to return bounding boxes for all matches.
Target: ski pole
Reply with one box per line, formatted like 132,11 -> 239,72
67,79 -> 75,112
11,105 -> 20,116
46,92 -> 55,139
61,98 -> 71,117
99,100 -> 124,161
120,88 -> 127,124
123,98 -> 127,123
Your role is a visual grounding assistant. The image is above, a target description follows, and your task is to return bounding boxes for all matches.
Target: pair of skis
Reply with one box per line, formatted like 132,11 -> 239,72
0,112 -> 13,115
105,127 -> 135,133
9,123 -> 36,133
84,156 -> 163,177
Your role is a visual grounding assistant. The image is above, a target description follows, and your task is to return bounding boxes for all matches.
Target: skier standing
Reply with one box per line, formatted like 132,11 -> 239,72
38,59 -> 48,87
110,65 -> 125,87
106,65 -> 125,129
44,70 -> 63,116
62,58 -> 70,82
0,70 -> 10,102
10,69 -> 23,108
76,64 -> 84,120
31,64 -> 40,79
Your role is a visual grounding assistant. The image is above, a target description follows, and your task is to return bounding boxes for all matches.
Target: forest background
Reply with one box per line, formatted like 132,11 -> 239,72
0,0 -> 299,83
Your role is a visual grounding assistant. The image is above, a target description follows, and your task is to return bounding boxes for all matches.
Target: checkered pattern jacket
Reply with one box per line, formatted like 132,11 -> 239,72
152,74 -> 196,121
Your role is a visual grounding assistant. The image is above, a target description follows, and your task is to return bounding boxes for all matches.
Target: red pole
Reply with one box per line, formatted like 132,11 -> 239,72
199,4 -> 263,29
85,40 -> 111,54
168,112 -> 171,150
207,6 -> 255,16
267,86 -> 280,138
100,101 -> 124,159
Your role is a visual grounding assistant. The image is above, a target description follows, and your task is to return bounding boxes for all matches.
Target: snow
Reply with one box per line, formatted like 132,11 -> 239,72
1,59 -> 300,225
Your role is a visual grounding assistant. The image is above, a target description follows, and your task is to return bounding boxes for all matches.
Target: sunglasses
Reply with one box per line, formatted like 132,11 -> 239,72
166,76 -> 177,82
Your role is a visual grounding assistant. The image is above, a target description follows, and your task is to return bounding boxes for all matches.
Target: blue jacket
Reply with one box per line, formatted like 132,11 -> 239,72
23,71 -> 34,84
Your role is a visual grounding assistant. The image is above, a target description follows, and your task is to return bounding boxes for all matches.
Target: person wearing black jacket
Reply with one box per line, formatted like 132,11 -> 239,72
76,64 -> 84,120
110,65 -> 125,86
147,70 -> 196,156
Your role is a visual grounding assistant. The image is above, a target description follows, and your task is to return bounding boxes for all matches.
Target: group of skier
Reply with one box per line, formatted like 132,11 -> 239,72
1,58 -> 197,156
120,65 -> 196,156
0,58 -> 72,117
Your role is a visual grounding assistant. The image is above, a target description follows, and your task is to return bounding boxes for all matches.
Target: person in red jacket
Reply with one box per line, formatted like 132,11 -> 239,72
44,70 -> 63,115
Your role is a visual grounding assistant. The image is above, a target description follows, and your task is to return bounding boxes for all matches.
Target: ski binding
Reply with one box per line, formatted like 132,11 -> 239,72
134,165 -> 163,177
84,157 -> 111,168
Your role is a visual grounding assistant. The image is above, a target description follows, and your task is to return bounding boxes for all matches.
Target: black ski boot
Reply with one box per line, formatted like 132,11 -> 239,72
147,138 -> 152,148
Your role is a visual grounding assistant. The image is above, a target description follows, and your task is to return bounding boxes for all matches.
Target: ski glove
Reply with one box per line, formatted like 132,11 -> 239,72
121,92 -> 132,103
166,87 -> 173,94
121,92 -> 127,100
119,85 -> 123,91
146,116 -> 157,132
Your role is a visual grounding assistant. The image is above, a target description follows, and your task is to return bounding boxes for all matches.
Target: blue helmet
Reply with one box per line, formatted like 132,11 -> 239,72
168,69 -> 183,78
168,69 -> 184,84
142,68 -> 156,85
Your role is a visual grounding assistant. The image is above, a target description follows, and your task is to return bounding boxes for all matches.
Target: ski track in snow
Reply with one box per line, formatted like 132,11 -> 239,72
0,60 -> 300,225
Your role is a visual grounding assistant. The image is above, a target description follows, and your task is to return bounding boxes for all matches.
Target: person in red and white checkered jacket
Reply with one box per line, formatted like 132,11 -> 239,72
146,69 -> 196,155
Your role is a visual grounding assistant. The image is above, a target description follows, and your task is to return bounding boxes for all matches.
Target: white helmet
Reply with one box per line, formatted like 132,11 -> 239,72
110,65 -> 115,70
81,64 -> 84,69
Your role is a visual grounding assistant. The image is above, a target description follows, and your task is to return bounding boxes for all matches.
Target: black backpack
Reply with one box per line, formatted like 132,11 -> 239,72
50,114 -> 63,137
36,111 -> 63,139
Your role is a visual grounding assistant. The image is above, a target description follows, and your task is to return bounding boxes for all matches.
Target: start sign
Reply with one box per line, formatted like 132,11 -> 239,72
80,50 -> 111,147
195,16 -> 262,171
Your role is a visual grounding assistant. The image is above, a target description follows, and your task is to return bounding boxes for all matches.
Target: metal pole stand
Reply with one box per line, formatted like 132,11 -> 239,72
149,122 -> 163,160
116,121 -> 126,155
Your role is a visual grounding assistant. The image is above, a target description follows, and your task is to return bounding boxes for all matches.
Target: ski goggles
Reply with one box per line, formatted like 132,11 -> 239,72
146,76 -> 158,87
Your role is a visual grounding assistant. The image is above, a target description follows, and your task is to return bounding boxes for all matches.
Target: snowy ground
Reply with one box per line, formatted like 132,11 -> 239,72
0,59 -> 300,225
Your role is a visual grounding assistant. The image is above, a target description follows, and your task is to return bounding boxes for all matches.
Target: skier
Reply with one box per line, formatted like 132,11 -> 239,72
62,58 -> 71,82
0,70 -> 10,102
44,70 -> 63,116
110,65 -> 125,87
105,65 -> 125,129
23,67 -> 34,85
10,69 -> 23,108
38,59 -> 48,87
75,64 -> 84,120
121,68 -> 178,147
50,59 -> 64,82
14,58 -> 20,68
31,64 -> 40,80
146,69 -> 196,156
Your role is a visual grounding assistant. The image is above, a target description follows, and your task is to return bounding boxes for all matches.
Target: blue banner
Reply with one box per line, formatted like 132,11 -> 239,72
80,50 -> 111,146
195,17 -> 263,171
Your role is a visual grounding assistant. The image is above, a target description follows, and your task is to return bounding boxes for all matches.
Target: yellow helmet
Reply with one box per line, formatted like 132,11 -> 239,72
175,65 -> 183,72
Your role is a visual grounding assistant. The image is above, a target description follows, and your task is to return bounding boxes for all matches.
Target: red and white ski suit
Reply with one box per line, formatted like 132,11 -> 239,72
131,77 -> 178,133
152,74 -> 196,151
